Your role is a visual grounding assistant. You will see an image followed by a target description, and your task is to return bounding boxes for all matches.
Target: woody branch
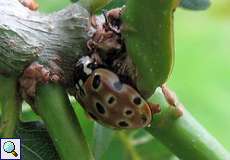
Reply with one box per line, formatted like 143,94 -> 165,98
0,0 -> 89,85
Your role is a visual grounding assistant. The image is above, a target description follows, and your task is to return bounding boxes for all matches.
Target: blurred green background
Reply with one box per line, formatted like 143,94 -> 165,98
172,1 -> 230,152
22,0 -> 230,159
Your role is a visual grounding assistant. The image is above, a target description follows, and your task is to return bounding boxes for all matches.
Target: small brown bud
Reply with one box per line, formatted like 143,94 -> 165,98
20,0 -> 39,11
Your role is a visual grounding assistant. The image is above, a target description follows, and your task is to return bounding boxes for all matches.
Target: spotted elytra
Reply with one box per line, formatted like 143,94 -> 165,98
74,56 -> 160,129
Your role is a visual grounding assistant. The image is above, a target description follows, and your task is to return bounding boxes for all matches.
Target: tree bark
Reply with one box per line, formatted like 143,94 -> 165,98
0,0 -> 90,87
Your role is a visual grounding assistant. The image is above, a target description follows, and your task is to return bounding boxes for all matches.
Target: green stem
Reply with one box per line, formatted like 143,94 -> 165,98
0,76 -> 20,138
146,88 -> 230,160
92,123 -> 114,160
122,0 -> 230,159
36,83 -> 94,160
118,131 -> 141,160
79,0 -> 112,13
122,0 -> 178,97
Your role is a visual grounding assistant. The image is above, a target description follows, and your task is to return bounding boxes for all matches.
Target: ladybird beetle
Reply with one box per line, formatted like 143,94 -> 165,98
74,56 -> 160,129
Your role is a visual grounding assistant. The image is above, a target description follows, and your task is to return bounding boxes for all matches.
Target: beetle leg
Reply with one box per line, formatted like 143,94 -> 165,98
148,103 -> 161,115
89,15 -> 98,28
161,84 -> 177,107
102,9 -> 109,25
103,9 -> 121,35
91,52 -> 102,65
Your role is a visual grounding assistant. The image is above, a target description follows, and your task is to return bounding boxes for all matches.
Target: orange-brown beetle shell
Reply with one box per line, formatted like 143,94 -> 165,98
77,69 -> 152,129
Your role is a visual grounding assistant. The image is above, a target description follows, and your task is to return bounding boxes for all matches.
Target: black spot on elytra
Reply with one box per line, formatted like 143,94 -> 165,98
118,121 -> 129,127
125,110 -> 133,116
92,75 -> 101,90
113,81 -> 122,91
88,112 -> 98,120
108,96 -> 115,104
133,97 -> 142,105
96,102 -> 105,114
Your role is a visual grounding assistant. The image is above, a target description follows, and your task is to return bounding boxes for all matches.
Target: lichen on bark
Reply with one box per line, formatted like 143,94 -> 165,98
0,0 -> 89,85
